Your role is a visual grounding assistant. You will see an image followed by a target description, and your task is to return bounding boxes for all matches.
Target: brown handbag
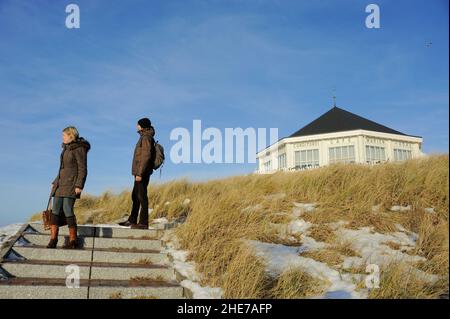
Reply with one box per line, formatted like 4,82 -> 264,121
42,192 -> 67,230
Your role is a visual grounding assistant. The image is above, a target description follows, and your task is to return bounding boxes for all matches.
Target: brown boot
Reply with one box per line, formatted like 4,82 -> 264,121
66,226 -> 78,249
46,225 -> 59,249
65,216 -> 78,249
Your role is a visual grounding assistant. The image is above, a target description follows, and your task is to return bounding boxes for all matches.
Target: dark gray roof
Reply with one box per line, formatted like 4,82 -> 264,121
289,106 -> 421,138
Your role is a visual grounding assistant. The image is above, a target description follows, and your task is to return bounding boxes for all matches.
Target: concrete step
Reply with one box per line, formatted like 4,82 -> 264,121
0,222 -> 188,299
28,223 -> 95,237
95,226 -> 162,239
1,260 -> 176,281
1,262 -> 90,280
92,250 -> 168,265
90,265 -> 175,281
28,223 -> 163,239
0,278 -> 184,299
94,237 -> 162,250
18,233 -> 162,251
0,285 -> 89,299
8,246 -> 169,265
19,234 -> 94,249
89,286 -> 184,299
10,246 -> 92,262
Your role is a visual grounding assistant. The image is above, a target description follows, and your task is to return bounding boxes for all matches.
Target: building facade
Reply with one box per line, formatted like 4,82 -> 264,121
256,106 -> 424,174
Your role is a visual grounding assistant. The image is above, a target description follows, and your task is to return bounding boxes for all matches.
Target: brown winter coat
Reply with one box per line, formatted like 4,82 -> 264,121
52,138 -> 90,198
132,127 -> 155,177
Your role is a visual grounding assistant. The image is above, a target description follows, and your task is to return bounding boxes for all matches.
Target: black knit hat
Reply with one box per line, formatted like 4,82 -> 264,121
137,117 -> 151,129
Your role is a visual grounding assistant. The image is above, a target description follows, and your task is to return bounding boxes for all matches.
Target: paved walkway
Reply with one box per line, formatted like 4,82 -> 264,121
0,222 -> 188,299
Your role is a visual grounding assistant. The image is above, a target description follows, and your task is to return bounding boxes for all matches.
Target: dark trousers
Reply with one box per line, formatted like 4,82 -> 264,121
52,197 -> 75,217
129,174 -> 151,225
51,196 -> 77,227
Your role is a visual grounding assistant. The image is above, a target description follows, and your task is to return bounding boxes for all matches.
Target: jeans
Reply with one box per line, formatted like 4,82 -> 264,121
52,196 -> 75,218
129,174 -> 151,225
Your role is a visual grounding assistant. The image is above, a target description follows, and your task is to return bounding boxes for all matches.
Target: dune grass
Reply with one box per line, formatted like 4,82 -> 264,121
367,262 -> 448,299
30,154 -> 449,298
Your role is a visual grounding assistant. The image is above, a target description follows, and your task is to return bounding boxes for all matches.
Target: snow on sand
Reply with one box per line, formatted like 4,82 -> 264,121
162,229 -> 223,299
0,223 -> 24,248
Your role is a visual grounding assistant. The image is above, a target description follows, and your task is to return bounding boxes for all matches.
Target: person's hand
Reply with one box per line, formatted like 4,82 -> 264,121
75,187 -> 82,195
135,176 -> 142,182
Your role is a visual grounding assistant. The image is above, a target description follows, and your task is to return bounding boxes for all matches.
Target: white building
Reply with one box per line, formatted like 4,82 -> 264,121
256,106 -> 424,174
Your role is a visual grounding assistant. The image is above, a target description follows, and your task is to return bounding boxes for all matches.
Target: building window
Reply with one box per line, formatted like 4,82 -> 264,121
278,153 -> 287,170
393,149 -> 412,161
366,145 -> 385,163
264,160 -> 272,172
329,145 -> 355,164
294,149 -> 319,170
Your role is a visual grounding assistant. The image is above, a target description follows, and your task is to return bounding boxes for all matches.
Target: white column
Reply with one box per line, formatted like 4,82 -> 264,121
286,143 -> 294,170
356,135 -> 365,164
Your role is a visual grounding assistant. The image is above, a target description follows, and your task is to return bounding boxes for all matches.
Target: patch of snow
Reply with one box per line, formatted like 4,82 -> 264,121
0,223 -> 23,248
390,205 -> 412,212
322,290 -> 354,299
273,218 -> 327,251
424,207 -> 435,214
328,221 -> 350,230
371,204 -> 382,213
162,230 -> 223,299
286,219 -> 327,251
341,256 -> 364,270
287,219 -> 312,234
151,217 -> 169,224
335,227 -> 425,266
301,236 -> 328,251
292,202 -> 316,216
292,207 -> 303,217
411,268 -> 440,285
394,224 -> 419,243
246,239 -> 365,299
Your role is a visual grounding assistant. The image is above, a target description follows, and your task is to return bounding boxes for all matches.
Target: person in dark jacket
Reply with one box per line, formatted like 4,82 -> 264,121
119,118 -> 155,229
48,126 -> 90,249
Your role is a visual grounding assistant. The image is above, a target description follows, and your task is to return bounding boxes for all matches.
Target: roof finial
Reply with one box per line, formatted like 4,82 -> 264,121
332,87 -> 337,108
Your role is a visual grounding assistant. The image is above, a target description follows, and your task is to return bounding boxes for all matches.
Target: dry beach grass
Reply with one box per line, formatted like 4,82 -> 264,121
30,153 -> 449,298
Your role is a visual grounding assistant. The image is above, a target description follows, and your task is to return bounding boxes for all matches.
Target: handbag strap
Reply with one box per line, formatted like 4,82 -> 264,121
46,190 -> 53,211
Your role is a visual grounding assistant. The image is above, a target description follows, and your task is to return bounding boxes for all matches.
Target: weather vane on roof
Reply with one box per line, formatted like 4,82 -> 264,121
332,87 -> 337,107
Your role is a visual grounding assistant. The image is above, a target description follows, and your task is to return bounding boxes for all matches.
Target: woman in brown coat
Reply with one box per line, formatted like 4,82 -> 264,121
47,126 -> 90,249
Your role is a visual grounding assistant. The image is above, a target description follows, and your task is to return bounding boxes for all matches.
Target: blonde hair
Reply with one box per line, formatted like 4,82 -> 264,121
62,126 -> 79,142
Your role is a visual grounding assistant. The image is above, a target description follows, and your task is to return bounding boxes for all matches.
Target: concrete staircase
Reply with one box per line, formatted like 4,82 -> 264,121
0,222 -> 188,299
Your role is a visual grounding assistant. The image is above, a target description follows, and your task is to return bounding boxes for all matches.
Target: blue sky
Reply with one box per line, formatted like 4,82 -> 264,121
0,0 -> 448,226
